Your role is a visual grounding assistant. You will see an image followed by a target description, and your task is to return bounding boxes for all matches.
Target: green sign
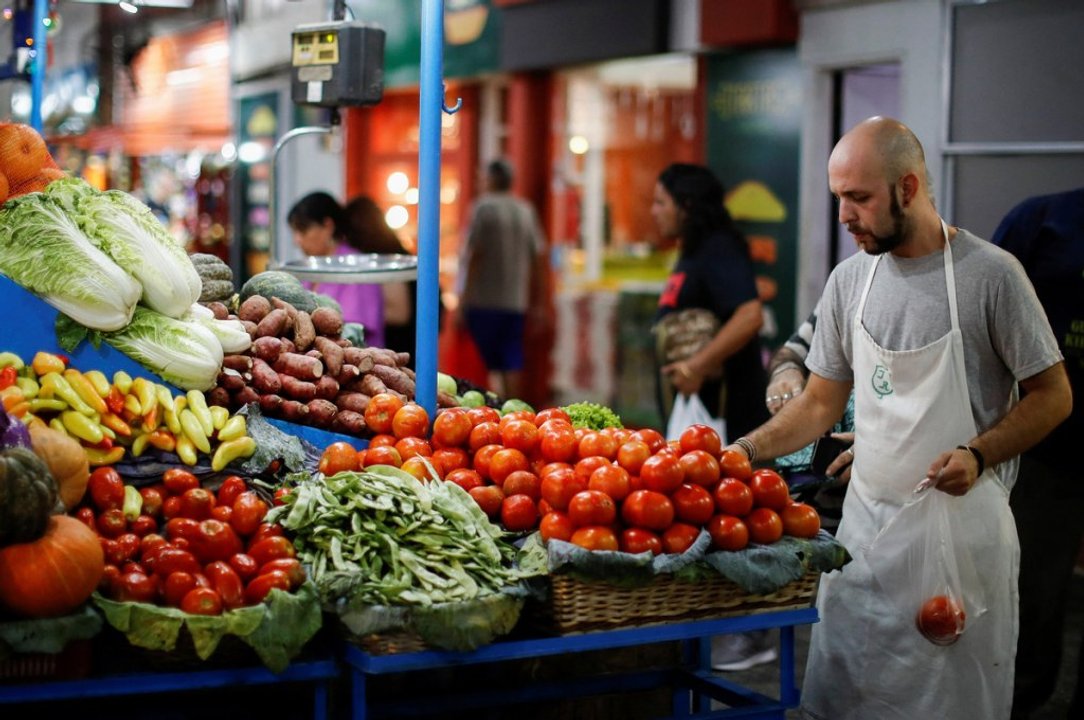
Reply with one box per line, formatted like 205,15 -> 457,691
349,0 -> 500,87
705,49 -> 802,347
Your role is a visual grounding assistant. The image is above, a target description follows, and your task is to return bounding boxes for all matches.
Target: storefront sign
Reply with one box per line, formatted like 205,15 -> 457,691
705,49 -> 802,346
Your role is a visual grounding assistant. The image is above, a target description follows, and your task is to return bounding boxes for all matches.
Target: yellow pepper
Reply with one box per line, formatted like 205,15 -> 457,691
209,405 -> 230,432
175,433 -> 198,466
185,390 -> 214,438
217,415 -> 247,443
85,445 -> 126,466
63,369 -> 108,415
179,408 -> 211,454
40,372 -> 94,415
100,411 -> 133,438
60,410 -> 104,444
211,436 -> 257,472
82,370 -> 112,398
112,370 -> 133,396
31,351 -> 66,377
14,376 -> 39,399
131,378 -> 157,419
131,432 -> 151,458
0,351 -> 25,370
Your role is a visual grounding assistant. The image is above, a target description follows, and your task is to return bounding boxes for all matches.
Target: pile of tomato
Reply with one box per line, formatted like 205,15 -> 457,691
316,396 -> 822,554
77,467 -> 305,615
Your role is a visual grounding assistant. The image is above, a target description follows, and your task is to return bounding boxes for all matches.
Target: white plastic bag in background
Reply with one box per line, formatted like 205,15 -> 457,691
665,393 -> 726,444
867,485 -> 990,645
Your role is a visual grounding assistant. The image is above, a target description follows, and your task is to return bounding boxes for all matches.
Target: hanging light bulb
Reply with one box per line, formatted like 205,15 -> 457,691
119,1 -> 138,13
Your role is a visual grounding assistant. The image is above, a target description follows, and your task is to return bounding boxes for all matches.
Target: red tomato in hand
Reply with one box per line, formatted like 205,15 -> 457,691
500,494 -> 539,532
567,490 -> 617,528
781,502 -> 821,538
539,511 -> 574,543
640,454 -> 684,495
432,408 -> 473,448
749,469 -> 791,511
707,514 -> 749,551
670,483 -> 716,526
569,526 -> 619,551
88,467 -> 125,511
746,508 -> 784,544
714,478 -> 754,517
679,424 -> 722,457
717,449 -> 753,482
661,523 -> 701,554
619,528 -> 663,555
916,595 -> 966,645
364,393 -> 405,435
621,490 -> 674,531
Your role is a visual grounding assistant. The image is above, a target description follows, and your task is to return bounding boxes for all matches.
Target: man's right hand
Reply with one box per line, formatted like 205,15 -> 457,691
766,367 -> 806,414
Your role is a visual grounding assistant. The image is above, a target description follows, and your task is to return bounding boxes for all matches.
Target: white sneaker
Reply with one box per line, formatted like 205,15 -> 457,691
711,631 -> 778,671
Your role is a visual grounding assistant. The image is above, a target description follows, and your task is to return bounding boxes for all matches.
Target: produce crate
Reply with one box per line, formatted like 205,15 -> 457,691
351,630 -> 428,656
542,570 -> 821,635
0,640 -> 93,682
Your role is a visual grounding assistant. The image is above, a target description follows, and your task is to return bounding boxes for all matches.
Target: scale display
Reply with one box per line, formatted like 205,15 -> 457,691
290,21 -> 385,108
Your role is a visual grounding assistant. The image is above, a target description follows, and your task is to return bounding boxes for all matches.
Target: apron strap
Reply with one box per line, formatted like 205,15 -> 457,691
940,219 -> 959,333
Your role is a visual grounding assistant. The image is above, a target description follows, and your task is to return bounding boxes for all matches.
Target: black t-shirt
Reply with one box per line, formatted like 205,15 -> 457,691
656,230 -> 769,437
991,188 -> 1084,470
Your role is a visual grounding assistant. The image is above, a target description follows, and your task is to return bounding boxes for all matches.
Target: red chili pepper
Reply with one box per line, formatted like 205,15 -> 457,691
92,436 -> 114,451
56,354 -> 71,366
0,366 -> 17,391
106,386 -> 125,414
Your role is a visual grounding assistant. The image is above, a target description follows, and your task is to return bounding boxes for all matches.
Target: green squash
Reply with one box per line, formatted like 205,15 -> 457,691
0,446 -> 61,547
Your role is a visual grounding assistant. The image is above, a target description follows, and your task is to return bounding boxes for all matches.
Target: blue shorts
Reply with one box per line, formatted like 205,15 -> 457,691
466,308 -> 526,371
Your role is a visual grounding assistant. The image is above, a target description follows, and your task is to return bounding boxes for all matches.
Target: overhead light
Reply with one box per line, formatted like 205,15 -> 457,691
119,1 -> 138,12
68,0 -> 193,7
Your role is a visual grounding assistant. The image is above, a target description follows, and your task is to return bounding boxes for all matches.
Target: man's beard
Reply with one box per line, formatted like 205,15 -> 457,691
856,191 -> 906,255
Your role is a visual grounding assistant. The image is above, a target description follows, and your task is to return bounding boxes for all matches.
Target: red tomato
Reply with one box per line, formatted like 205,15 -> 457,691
247,536 -> 297,567
121,561 -> 147,576
259,558 -> 306,590
88,466 -> 125,511
364,445 -> 402,468
468,422 -> 502,453
179,488 -> 216,520
781,502 -> 821,538
714,478 -> 754,517
534,408 -> 572,426
162,571 -> 197,607
621,490 -> 674,531
707,514 -> 749,551
619,528 -> 663,555
392,403 -> 430,439
670,483 -> 716,526
400,456 -> 435,481
181,587 -> 224,615
319,441 -> 359,476
500,494 -> 539,532
215,476 -> 248,508
468,485 -> 504,519
154,548 -> 202,577
539,424 -> 578,463
679,450 -> 721,487
679,424 -> 722,457
446,468 -> 486,493
113,533 -> 141,564
368,433 -> 397,449
539,512 -> 574,543
245,571 -> 291,604
718,449 -> 753,482
634,429 -> 667,454
472,444 -> 503,480
916,595 -> 966,645
395,436 -> 433,460
567,490 -> 617,528
75,506 -> 96,531
500,419 -> 540,455
164,517 -> 199,543
228,553 -> 260,582
139,533 -> 168,561
746,508 -> 784,544
162,468 -> 200,496
466,406 -> 501,427
99,564 -> 121,593
190,519 -> 244,564
577,431 -> 618,461
204,561 -> 246,609
139,487 -> 164,518
749,469 -> 791,511
588,464 -> 631,502
230,491 -> 269,537
489,448 -> 530,488
249,523 -> 285,546
640,454 -> 684,495
573,456 -> 612,484
211,506 -> 233,524
129,515 -> 157,537
113,571 -> 158,603
569,526 -> 619,552
432,447 -> 470,474
96,508 -> 128,538
499,410 -> 536,430
99,538 -> 126,567
161,496 -> 183,520
616,440 -> 651,476
432,408 -> 473,448
661,523 -> 701,554
502,470 -> 542,501
540,467 -> 587,512
364,393 -> 405,435
540,462 -> 573,478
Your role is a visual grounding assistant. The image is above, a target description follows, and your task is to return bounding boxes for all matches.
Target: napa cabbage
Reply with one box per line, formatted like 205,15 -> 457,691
183,303 -> 252,354
103,306 -> 224,391
0,192 -> 141,331
45,179 -> 202,318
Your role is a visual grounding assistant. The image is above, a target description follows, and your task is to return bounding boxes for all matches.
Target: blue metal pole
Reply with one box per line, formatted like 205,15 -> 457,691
415,0 -> 444,420
30,0 -> 48,132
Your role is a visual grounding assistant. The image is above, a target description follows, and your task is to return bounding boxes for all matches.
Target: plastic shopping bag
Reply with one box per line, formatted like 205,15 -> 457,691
866,485 -> 989,646
666,393 -> 726,443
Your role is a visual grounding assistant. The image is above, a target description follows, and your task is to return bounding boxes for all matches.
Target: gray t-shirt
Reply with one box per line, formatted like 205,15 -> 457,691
460,192 -> 544,312
807,229 -> 1063,487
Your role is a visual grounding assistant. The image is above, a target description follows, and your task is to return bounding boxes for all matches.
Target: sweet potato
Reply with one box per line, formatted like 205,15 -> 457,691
310,307 -> 343,336
293,310 -> 316,351
313,336 -> 345,376
222,354 -> 253,373
369,364 -> 415,396
251,336 -> 284,364
274,352 -> 324,381
357,373 -> 388,398
241,320 -> 259,338
259,393 -> 285,414
335,392 -> 370,414
306,399 -> 338,428
437,391 -> 460,408
271,297 -> 298,322
238,295 -> 273,324
402,367 -> 416,381
233,386 -> 260,407
331,410 -> 367,435
207,386 -> 231,408
279,337 -> 297,354
305,350 -> 322,359
371,349 -> 400,368
395,352 -> 412,368
206,301 -> 229,320
250,358 -> 282,394
314,375 -> 340,400
342,346 -> 375,367
336,364 -> 361,385
255,308 -> 289,338
217,368 -> 247,393
279,374 -> 317,401
279,400 -> 309,423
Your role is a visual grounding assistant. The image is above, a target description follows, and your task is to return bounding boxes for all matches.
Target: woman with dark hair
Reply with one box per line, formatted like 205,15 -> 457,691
287,191 -> 385,348
651,163 -> 770,442
343,195 -> 416,365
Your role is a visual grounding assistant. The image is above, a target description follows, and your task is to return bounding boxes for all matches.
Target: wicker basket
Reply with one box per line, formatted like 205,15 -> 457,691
354,631 -> 429,656
545,571 -> 820,634
0,640 -> 93,682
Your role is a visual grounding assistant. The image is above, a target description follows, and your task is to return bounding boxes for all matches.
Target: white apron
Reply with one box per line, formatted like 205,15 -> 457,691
801,223 -> 1020,720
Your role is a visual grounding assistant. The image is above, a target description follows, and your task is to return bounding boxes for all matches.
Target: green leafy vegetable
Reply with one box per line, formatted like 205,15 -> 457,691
101,306 -> 223,390
184,303 -> 252,354
0,192 -> 142,331
562,401 -> 623,430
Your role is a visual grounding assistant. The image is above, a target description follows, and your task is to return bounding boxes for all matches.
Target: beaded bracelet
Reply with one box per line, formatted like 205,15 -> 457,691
734,437 -> 758,463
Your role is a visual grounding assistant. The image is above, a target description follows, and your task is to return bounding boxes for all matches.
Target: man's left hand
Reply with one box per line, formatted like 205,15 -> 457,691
924,448 -> 980,496
663,361 -> 704,396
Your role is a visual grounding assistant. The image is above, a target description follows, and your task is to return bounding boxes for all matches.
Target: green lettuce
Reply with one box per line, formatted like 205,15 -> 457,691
46,179 -> 202,318
0,192 -> 141,331
103,306 -> 223,390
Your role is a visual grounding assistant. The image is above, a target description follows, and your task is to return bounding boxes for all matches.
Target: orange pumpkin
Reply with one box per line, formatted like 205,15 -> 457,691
0,514 -> 104,618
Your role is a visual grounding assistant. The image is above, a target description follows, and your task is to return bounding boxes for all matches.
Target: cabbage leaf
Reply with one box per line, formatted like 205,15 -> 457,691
103,306 -> 223,390
0,192 -> 142,331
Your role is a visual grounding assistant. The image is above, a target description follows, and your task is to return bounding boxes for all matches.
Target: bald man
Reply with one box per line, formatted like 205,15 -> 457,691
723,117 -> 1071,719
